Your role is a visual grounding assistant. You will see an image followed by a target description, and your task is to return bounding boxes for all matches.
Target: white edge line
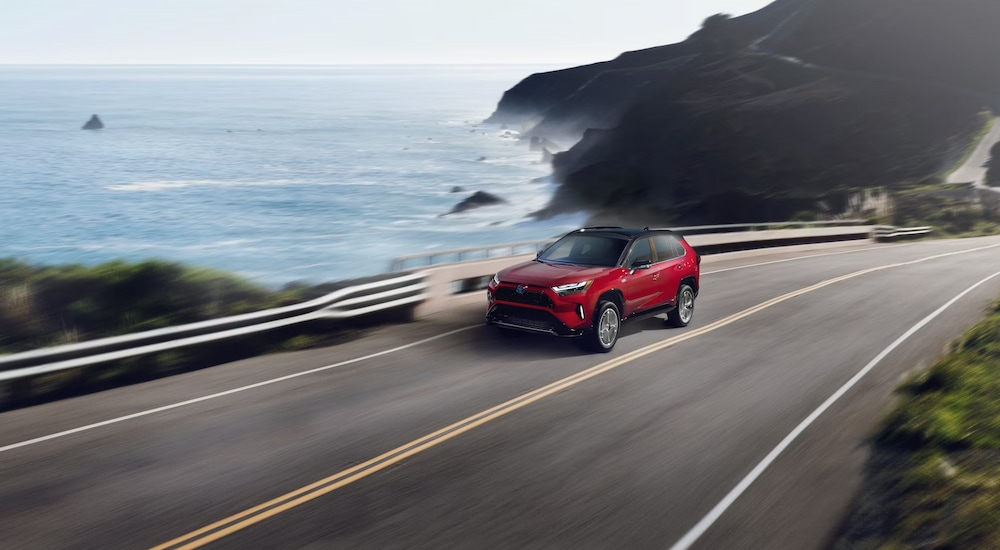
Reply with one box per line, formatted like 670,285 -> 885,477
667,269 -> 1000,550
0,325 -> 477,454
701,235 -> 995,276
701,241 -> 923,275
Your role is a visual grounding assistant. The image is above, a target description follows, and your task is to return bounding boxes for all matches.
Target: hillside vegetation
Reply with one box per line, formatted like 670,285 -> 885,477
837,299 -> 1000,549
0,259 -> 304,354
0,259 -> 413,410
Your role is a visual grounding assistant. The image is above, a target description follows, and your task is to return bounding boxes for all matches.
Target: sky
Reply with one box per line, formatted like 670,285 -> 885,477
2,0 -> 773,65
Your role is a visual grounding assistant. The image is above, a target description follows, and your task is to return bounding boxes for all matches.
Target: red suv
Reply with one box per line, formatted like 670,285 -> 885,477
487,227 -> 701,352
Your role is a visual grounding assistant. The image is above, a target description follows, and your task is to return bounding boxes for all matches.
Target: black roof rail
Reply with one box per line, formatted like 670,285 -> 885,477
577,226 -> 624,231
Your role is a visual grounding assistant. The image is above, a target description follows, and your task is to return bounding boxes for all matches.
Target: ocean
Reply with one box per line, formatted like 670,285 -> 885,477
0,65 -> 583,286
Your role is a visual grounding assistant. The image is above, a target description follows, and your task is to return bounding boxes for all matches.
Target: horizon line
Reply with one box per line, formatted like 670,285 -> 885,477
0,61 -> 582,67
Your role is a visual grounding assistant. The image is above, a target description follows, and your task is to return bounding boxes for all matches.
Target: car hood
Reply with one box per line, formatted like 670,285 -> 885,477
499,261 -> 613,287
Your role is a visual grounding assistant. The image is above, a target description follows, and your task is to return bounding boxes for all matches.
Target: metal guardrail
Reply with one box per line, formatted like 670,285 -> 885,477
0,273 -> 427,382
389,220 -> 869,271
1,220 -> 878,386
872,226 -> 933,241
390,240 -> 556,272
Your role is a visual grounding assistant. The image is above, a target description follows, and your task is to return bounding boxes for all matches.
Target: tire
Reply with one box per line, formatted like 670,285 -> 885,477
585,300 -> 621,353
666,284 -> 696,327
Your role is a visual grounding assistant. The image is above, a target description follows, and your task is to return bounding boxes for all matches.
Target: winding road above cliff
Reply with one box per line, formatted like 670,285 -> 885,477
4,237 -> 1000,549
753,0 -> 1000,192
948,117 -> 1000,188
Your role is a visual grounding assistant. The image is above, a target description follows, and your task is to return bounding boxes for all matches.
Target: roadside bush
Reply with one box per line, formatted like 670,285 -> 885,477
837,301 -> 1000,549
892,191 -> 1000,237
0,259 -> 306,354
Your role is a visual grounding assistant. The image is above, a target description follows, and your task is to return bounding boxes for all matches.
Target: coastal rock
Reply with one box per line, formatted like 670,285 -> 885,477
450,186 -> 466,193
476,156 -> 487,162
484,0 -> 803,127
82,115 -> 104,130
494,0 -> 1000,224
442,191 -> 507,216
540,147 -> 554,164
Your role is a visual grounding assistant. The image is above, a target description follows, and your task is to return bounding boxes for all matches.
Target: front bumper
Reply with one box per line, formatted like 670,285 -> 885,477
486,304 -> 584,337
486,282 -> 591,336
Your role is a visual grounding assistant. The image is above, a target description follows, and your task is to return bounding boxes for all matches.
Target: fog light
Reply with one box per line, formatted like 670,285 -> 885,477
577,304 -> 585,320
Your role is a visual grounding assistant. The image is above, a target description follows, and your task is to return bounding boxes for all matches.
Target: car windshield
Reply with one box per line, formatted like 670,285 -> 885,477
538,234 -> 628,267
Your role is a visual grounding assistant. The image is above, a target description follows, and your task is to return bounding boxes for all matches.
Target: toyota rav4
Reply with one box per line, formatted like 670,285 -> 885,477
486,227 -> 700,352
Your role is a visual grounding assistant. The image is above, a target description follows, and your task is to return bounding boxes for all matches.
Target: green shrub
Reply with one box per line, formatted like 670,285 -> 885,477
0,259 -> 307,354
842,302 -> 1000,547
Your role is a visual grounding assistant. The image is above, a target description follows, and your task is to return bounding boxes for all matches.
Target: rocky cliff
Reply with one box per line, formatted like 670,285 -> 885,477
491,0 -> 1000,224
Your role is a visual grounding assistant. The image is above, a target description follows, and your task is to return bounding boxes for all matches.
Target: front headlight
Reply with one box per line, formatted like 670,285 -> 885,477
491,273 -> 500,286
552,280 -> 593,296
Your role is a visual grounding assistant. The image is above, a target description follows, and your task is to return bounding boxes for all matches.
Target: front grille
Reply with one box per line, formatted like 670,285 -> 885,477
503,313 -> 551,331
488,305 -> 562,333
495,286 -> 554,308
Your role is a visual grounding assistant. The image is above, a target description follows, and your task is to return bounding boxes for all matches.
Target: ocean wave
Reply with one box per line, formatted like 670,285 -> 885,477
8,239 -> 260,253
108,179 -> 306,191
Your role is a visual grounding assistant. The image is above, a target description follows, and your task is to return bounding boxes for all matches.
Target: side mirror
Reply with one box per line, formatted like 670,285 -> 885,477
536,250 -> 543,259
630,259 -> 652,272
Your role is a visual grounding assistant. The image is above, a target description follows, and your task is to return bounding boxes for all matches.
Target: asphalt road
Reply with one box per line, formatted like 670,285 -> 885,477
948,117 -> 1000,188
4,237 -> 1000,550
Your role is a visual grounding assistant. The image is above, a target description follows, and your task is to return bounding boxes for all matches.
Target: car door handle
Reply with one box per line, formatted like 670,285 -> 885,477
652,273 -> 659,281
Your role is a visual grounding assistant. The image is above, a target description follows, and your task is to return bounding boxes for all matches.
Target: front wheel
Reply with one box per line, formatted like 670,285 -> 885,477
585,300 -> 621,353
666,284 -> 696,327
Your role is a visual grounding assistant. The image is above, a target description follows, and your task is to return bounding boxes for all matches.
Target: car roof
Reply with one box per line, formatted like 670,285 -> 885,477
572,227 -> 677,239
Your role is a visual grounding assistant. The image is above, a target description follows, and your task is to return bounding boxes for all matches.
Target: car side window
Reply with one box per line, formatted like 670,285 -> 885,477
652,234 -> 685,263
673,239 -> 687,259
625,238 -> 654,267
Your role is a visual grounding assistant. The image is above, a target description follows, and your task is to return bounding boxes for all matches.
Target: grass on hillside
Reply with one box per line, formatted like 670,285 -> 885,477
0,259 -> 311,355
892,188 -> 1000,239
837,300 -> 1000,549
0,258 -> 417,411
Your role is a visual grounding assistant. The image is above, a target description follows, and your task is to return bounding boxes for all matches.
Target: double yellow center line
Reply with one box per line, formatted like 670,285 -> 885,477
154,243 -> 1000,549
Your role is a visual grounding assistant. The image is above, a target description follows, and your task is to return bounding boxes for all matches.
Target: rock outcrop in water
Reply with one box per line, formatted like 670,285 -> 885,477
442,191 -> 507,216
489,0 -> 1000,225
82,115 -> 104,130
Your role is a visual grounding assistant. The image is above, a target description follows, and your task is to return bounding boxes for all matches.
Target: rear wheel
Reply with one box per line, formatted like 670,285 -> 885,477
666,284 -> 695,327
585,300 -> 620,353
